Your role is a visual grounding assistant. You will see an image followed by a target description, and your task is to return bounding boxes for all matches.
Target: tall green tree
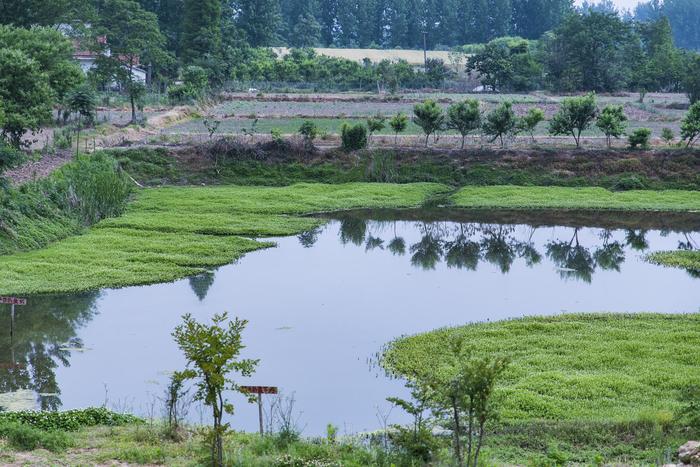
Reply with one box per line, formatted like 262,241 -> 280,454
92,0 -> 168,122
138,0 -> 185,57
0,26 -> 84,120
0,0 -> 93,27
683,53 -> 700,104
239,0 -> 282,46
181,0 -> 221,65
511,0 -> 573,39
0,49 -> 53,148
542,12 -> 640,92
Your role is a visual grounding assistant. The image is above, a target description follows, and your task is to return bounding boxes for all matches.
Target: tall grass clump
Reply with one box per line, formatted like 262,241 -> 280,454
0,152 -> 132,255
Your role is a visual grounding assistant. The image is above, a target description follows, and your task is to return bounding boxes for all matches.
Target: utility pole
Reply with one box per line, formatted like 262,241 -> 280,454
423,31 -> 428,69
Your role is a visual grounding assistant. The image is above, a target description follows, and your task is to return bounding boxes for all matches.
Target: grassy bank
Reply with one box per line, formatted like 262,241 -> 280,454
112,145 -> 700,191
0,153 -> 131,255
382,313 -> 700,462
648,250 -> 700,275
0,421 -> 425,466
2,181 -> 699,295
0,183 -> 447,295
452,186 -> 700,211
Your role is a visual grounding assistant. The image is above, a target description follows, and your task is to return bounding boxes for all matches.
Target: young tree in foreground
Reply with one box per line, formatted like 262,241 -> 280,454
447,99 -> 481,149
483,101 -> 518,148
426,336 -> 508,466
389,112 -> 409,145
549,93 -> 598,148
413,100 -> 445,147
173,313 -> 259,467
681,101 -> 700,148
517,107 -> 545,143
596,104 -> 628,148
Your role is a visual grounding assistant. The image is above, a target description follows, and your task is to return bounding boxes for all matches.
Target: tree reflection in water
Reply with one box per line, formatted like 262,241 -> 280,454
329,216 -> 692,282
0,292 -> 99,411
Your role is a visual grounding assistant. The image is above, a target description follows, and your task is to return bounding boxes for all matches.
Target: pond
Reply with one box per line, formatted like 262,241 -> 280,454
1,210 -> 698,435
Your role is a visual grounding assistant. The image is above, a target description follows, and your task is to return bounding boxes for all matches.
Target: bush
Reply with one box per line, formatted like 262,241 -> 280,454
628,128 -> 652,149
0,141 -> 22,173
611,174 -> 647,191
341,123 -> 368,151
0,407 -> 142,432
49,153 -> 132,225
298,120 -> 319,150
0,422 -> 73,452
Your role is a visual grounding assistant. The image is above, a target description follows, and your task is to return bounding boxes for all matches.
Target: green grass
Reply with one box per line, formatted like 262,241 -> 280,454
0,183 -> 448,295
383,313 -> 700,422
0,424 -> 416,466
648,250 -> 700,273
451,186 -> 700,211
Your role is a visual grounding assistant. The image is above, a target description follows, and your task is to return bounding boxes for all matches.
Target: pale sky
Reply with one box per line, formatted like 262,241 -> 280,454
575,0 -> 644,12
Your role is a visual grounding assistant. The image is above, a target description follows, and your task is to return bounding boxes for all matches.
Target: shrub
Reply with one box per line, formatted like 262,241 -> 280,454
341,123 -> 368,151
0,422 -> 73,452
661,127 -> 675,146
413,100 -> 445,147
596,104 -> 628,148
0,407 -> 142,432
611,174 -> 647,191
49,153 -> 132,225
628,128 -> 652,149
298,120 -> 319,150
364,151 -> 397,182
549,93 -> 598,148
0,140 -> 22,173
483,101 -> 518,148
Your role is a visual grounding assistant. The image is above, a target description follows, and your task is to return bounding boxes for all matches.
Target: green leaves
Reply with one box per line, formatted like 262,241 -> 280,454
447,99 -> 481,148
413,100 -> 445,147
681,101 -> 700,148
596,104 -> 628,148
173,312 -> 259,466
549,93 -> 598,147
483,101 -> 518,148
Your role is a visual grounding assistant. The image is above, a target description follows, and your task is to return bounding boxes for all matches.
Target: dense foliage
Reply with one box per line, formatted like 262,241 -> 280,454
0,408 -> 142,432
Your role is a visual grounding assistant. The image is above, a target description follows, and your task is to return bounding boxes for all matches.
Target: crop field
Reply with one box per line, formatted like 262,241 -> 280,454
382,313 -> 700,421
164,92 -> 688,144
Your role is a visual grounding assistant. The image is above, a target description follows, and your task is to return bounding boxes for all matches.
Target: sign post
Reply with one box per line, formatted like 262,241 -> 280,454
1,297 -> 27,338
240,386 -> 278,435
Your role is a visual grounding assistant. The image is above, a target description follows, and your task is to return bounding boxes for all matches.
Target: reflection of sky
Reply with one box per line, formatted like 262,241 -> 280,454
7,220 -> 699,435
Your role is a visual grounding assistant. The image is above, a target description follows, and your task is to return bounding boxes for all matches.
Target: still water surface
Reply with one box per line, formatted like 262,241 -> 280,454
1,210 -> 698,434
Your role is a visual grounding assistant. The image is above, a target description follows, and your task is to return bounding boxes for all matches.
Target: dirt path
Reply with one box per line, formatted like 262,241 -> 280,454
5,107 -> 195,185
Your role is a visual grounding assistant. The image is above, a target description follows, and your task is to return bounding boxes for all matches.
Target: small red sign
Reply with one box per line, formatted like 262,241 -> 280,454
241,386 -> 278,395
0,297 -> 26,306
